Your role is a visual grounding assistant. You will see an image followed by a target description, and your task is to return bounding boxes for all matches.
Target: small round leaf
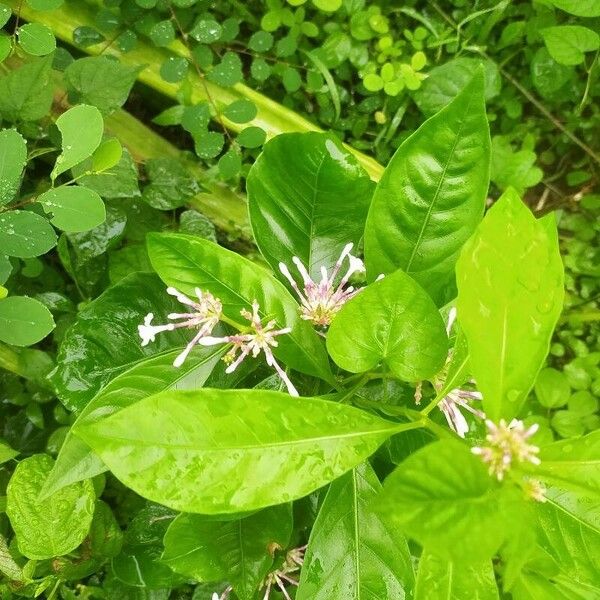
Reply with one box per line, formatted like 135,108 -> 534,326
0,296 -> 55,346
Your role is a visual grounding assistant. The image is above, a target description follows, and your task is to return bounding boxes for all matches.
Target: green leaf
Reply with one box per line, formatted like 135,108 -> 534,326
0,55 -> 54,122
237,126 -> 266,148
207,52 -> 242,87
490,135 -> 543,195
0,295 -> 54,346
162,505 -> 292,599
142,157 -> 198,210
535,430 -> 600,498
413,58 -> 501,116
364,70 -> 490,305
49,272 -> 191,412
327,269 -> 447,380
548,0 -> 600,17
64,57 -> 141,114
92,138 -> 122,173
455,189 -> 564,421
0,209 -> 57,257
147,233 -> 333,383
0,533 -> 26,582
41,345 -> 224,498
160,56 -> 188,83
38,186 -> 106,232
0,439 -> 18,464
17,23 -> 56,56
0,129 -> 27,207
534,492 -> 600,592
247,132 -> 373,278
414,551 -> 499,600
297,462 -> 415,600
6,454 -> 95,559
76,389 -> 400,513
223,99 -> 257,124
379,439 -> 520,561
535,367 -> 570,409
51,105 -> 104,181
541,26 -> 600,66
26,0 -> 64,8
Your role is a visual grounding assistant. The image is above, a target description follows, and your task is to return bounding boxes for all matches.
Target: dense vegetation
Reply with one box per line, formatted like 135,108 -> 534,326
0,0 -> 598,598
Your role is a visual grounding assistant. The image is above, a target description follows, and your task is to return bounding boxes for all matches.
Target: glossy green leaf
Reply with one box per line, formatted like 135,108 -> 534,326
77,147 -> 140,199
0,439 -> 18,464
42,345 -> 224,498
17,23 -> 56,56
534,430 -> 600,498
38,186 -> 106,232
0,209 -> 57,258
6,454 -> 95,559
50,272 -> 191,412
534,492 -> 600,592
0,295 -> 54,346
51,104 -> 104,181
76,389 -> 401,513
456,189 -> 564,421
541,26 -> 599,66
548,0 -> 600,16
327,269 -> 447,380
247,132 -> 373,278
364,71 -> 490,305
92,138 -> 123,173
0,55 -> 54,122
223,99 -> 257,123
0,129 -> 27,207
297,462 -> 414,600
147,233 -> 333,383
415,551 -> 498,600
162,505 -> 292,599
379,439 -> 520,561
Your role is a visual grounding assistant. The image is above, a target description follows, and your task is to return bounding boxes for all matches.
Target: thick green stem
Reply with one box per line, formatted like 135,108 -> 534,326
8,0 -> 384,180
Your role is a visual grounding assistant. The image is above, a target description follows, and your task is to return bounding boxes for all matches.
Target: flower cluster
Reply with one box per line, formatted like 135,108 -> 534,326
260,545 -> 306,600
279,243 -> 366,327
472,418 -> 541,481
138,288 -> 297,396
431,307 -> 485,438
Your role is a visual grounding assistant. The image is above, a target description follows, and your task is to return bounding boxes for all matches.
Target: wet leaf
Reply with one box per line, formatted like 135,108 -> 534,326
39,186 -> 106,232
0,209 -> 57,258
0,128 -> 27,207
0,295 -> 54,346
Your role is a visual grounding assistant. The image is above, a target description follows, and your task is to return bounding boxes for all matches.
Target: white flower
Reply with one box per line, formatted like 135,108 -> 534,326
138,287 -> 222,368
472,418 -> 541,480
279,243 -> 366,327
523,478 -> 547,503
200,300 -> 298,396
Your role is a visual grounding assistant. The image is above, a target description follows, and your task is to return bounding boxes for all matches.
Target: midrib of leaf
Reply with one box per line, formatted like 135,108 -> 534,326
404,95 -> 472,274
546,496 -> 600,536
351,469 -> 362,599
306,152 -> 326,275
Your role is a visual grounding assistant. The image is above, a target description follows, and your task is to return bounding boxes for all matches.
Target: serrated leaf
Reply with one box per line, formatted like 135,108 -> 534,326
456,189 -> 564,421
297,462 -> 414,600
364,70 -> 490,305
327,269 -> 448,380
39,186 -> 106,232
162,505 -> 292,599
0,129 -> 27,207
6,454 -> 95,559
42,345 -> 224,498
415,551 -> 499,600
75,389 -> 401,513
0,295 -> 54,346
147,233 -> 334,383
52,105 -> 104,181
247,132 -> 373,279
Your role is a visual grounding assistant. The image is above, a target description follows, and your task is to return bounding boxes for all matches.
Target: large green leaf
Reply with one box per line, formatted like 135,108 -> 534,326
535,492 -> 600,592
548,0 -> 600,16
49,272 -> 190,412
534,430 -> 600,498
455,189 -> 564,421
0,129 -> 27,207
75,389 -> 401,513
414,551 -> 498,600
41,345 -> 225,499
297,462 -> 414,600
541,26 -> 599,66
6,454 -> 95,560
147,233 -> 333,383
246,132 -> 373,278
378,439 -> 521,561
364,70 -> 490,305
162,505 -> 292,599
326,269 -> 447,380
